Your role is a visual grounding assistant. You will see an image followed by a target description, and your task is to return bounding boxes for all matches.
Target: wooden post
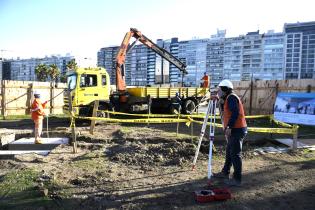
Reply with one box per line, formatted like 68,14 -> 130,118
50,82 -> 54,114
249,80 -> 253,115
28,83 -> 34,114
292,124 -> 298,150
89,100 -> 99,135
71,117 -> 77,154
176,106 -> 181,137
191,120 -> 194,140
147,96 -> 151,127
1,80 -> 7,119
1,80 -> 5,118
67,89 -> 77,153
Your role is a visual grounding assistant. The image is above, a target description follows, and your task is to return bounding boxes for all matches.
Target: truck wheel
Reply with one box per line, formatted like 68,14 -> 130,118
97,103 -> 112,117
183,99 -> 196,114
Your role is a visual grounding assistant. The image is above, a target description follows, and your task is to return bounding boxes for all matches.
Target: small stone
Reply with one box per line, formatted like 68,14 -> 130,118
40,188 -> 49,197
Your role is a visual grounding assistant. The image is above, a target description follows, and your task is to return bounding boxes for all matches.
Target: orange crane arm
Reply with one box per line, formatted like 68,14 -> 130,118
116,28 -> 187,93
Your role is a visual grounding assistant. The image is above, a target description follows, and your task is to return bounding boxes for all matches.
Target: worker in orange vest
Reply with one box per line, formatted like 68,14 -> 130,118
31,91 -> 48,144
213,79 -> 247,187
201,72 -> 209,88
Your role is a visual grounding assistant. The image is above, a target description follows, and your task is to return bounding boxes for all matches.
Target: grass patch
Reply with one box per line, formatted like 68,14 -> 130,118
71,152 -> 107,170
0,168 -> 39,195
0,168 -> 72,209
0,168 -> 50,209
0,114 -> 68,121
0,114 -> 31,120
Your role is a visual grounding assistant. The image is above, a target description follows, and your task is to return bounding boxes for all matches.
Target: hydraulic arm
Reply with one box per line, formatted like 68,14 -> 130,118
116,28 -> 188,93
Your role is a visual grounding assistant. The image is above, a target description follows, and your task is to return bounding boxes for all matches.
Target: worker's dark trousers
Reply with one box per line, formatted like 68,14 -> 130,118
222,130 -> 247,182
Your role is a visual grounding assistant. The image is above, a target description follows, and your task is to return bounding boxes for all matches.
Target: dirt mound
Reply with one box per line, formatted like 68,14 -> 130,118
106,139 -> 199,167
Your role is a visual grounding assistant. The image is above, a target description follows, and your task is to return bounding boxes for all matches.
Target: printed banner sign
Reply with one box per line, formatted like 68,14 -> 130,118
274,92 -> 315,126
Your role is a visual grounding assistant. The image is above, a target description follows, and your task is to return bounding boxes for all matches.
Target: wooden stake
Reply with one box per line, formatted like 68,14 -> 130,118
1,80 -> 7,119
292,124 -> 298,150
90,100 -> 99,135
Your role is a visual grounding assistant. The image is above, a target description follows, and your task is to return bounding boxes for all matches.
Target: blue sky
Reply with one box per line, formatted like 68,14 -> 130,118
0,0 -> 314,66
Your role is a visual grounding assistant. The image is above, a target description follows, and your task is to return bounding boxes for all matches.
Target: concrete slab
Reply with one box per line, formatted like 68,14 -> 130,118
0,133 -> 15,147
275,138 -> 315,149
298,139 -> 315,146
0,150 -> 50,156
8,137 -> 69,150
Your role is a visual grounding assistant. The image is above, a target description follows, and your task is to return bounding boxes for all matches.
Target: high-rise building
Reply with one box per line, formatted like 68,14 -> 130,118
2,61 -> 11,80
223,36 -> 243,81
97,46 -> 118,85
284,21 -> 315,79
6,55 -> 74,81
178,39 -> 208,86
241,31 -> 264,81
207,30 -> 225,85
97,21 -> 315,86
263,31 -> 285,80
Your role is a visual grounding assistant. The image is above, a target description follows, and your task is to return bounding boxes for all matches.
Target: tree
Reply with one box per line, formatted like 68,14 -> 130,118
35,64 -> 49,81
66,59 -> 78,70
48,64 -> 60,81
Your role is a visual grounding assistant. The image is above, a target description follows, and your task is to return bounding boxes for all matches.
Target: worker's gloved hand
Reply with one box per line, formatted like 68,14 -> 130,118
225,127 -> 232,137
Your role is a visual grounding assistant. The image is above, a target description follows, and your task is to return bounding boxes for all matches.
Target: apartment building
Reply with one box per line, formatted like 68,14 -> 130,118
97,21 -> 315,86
6,55 -> 74,81
284,21 -> 315,79
263,31 -> 284,80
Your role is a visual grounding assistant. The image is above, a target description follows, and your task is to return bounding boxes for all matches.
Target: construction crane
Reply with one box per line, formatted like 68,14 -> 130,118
116,28 -> 188,93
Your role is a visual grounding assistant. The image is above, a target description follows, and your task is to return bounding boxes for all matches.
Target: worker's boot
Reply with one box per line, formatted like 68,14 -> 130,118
224,178 -> 242,187
212,171 -> 229,179
35,138 -> 43,144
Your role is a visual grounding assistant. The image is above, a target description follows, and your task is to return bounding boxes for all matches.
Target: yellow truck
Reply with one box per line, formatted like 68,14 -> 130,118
64,67 -> 208,115
64,28 -> 209,116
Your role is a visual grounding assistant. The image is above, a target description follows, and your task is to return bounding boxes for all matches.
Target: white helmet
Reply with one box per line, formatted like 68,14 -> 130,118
33,90 -> 40,95
218,79 -> 233,89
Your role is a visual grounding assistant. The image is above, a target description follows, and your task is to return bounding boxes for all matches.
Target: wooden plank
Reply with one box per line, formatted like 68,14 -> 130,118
2,80 -> 7,118
89,100 -> 99,135
0,150 -> 50,156
274,138 -> 311,149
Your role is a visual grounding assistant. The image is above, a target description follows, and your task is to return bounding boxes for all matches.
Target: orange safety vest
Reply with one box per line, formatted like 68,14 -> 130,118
201,75 -> 209,88
223,93 -> 247,129
31,98 -> 46,120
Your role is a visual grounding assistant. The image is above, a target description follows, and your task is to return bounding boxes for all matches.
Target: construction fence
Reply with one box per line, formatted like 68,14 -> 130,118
0,79 -> 314,117
232,79 -> 315,115
0,80 -> 66,117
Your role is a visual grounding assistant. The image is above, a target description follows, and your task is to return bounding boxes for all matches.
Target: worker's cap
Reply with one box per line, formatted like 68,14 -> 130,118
33,90 -> 41,96
218,79 -> 233,89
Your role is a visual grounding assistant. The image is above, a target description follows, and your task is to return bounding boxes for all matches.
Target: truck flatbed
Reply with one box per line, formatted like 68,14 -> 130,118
127,87 -> 208,98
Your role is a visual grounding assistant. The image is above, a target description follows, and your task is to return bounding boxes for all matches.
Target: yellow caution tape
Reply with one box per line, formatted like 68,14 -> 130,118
76,116 -> 190,124
270,115 -> 293,128
247,127 -> 295,134
99,110 -> 177,118
75,113 -> 296,135
99,110 -> 271,120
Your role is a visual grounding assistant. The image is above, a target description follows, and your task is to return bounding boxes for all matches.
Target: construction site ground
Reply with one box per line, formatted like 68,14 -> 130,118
0,116 -> 314,210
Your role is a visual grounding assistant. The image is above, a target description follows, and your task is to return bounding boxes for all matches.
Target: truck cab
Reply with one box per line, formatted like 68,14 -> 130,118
65,67 -> 111,115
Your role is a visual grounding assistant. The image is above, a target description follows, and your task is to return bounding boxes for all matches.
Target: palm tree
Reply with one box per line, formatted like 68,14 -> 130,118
49,64 -> 60,81
66,59 -> 78,70
35,64 -> 49,81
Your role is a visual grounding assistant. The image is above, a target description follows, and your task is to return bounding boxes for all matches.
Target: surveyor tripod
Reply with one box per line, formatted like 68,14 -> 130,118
192,98 -> 217,181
